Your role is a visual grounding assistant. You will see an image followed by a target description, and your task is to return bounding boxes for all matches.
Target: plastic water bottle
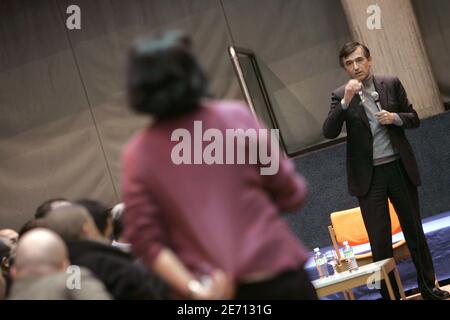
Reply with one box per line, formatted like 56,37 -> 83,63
342,241 -> 358,272
314,248 -> 329,278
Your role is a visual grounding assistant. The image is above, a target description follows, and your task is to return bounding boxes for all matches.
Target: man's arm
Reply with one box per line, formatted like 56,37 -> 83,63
323,91 -> 347,139
394,77 -> 420,129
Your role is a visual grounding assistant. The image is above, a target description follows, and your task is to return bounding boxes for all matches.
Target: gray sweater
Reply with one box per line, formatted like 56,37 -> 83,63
343,75 -> 402,165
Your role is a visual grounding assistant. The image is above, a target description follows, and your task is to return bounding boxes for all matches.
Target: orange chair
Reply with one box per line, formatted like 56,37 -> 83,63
328,201 -> 410,267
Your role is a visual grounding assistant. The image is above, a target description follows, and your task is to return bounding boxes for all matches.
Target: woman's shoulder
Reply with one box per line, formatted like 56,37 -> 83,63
207,98 -> 249,110
205,99 -> 254,120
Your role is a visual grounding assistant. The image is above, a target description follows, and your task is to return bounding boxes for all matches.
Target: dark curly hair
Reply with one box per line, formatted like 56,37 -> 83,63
127,31 -> 208,120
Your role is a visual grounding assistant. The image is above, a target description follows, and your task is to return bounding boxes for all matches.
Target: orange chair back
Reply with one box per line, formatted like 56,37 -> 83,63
331,201 -> 402,246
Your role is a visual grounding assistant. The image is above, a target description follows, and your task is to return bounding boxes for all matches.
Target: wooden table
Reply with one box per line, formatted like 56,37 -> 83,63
312,257 -> 406,300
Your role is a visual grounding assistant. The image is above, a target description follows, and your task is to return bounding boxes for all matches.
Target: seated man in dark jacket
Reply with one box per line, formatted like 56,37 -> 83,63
44,204 -> 160,299
9,229 -> 110,300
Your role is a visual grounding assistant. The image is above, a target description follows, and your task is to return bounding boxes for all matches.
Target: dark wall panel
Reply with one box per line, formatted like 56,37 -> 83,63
0,0 -> 117,228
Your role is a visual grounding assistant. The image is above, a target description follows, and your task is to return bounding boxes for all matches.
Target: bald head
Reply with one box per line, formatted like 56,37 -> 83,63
45,204 -> 101,242
13,229 -> 69,279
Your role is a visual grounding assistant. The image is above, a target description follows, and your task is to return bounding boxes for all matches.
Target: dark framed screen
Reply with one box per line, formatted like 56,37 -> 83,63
228,45 -> 345,157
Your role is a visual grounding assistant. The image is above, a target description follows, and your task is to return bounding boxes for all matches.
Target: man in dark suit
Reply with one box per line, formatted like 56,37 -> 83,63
323,42 -> 449,300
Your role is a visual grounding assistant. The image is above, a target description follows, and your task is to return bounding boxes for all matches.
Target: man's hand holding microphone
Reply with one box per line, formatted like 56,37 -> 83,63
343,79 -> 363,105
343,79 -> 396,125
375,110 -> 396,125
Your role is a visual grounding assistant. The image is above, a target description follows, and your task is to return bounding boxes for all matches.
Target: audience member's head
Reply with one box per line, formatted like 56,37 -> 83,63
0,239 -> 9,262
127,31 -> 208,120
34,198 -> 71,219
11,229 -> 69,280
1,238 -> 12,298
0,239 -> 10,271
44,204 -> 102,242
0,239 -> 10,299
75,199 -> 113,240
110,203 -> 125,241
0,229 -> 18,256
18,219 -> 46,238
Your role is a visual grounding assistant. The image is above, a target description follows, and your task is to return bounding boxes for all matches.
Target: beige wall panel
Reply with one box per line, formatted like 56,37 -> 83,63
341,0 -> 444,117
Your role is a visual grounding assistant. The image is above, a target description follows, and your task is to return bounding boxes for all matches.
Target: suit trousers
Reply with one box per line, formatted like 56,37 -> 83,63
357,159 -> 436,299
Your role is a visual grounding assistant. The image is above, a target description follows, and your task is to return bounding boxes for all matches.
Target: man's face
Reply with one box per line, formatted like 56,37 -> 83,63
342,46 -> 372,81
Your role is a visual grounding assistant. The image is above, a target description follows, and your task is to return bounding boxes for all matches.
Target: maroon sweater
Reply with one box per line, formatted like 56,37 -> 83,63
121,100 -> 309,281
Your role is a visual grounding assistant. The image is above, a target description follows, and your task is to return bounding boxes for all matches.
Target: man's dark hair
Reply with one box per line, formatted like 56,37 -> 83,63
18,219 -> 46,238
34,198 -> 69,219
75,199 -> 111,236
127,31 -> 208,120
339,42 -> 371,67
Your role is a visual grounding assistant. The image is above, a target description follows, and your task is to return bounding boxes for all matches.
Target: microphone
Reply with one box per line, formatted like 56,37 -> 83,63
371,91 -> 383,112
357,82 -> 365,104
358,90 -> 365,103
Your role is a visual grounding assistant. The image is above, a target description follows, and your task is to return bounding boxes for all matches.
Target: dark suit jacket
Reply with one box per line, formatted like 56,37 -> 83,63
323,75 -> 421,196
67,240 -> 160,299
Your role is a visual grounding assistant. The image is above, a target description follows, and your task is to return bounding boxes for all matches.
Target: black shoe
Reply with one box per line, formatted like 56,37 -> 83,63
420,287 -> 450,300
